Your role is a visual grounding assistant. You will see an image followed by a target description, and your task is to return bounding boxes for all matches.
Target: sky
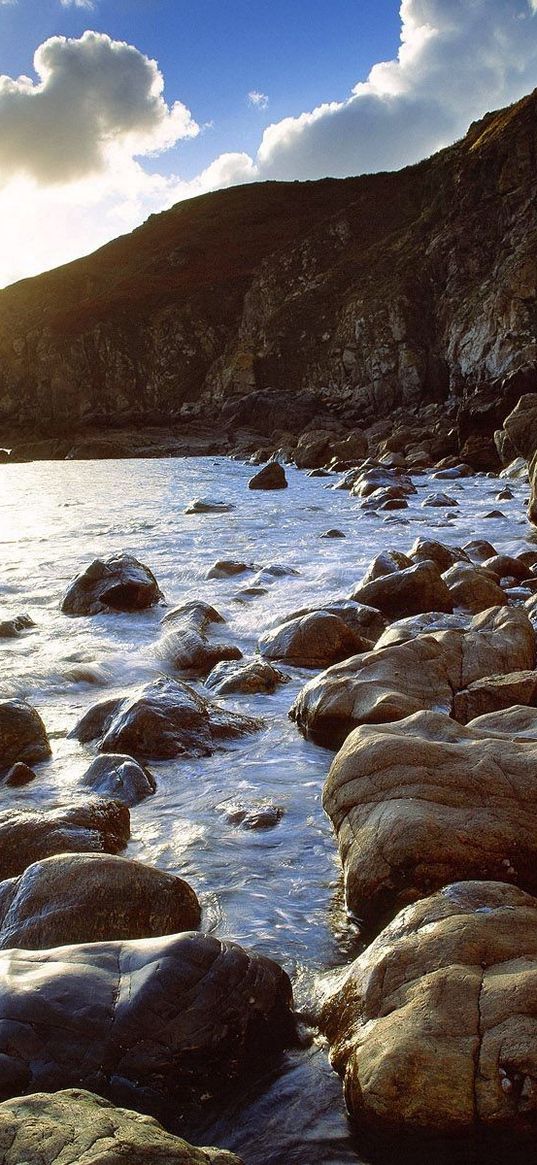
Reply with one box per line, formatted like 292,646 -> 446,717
0,0 -> 536,288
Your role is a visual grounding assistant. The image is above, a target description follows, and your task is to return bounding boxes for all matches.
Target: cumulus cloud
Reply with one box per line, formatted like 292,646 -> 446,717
248,90 -> 269,109
0,30 -> 198,186
222,0 -> 537,183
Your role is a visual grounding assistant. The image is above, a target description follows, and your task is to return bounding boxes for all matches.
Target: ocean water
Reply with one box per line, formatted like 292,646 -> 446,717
0,456 -> 532,1164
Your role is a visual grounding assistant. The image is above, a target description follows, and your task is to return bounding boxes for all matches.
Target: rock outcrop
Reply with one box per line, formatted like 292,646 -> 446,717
0,1089 -> 244,1165
0,90 -> 536,446
321,881 -> 537,1139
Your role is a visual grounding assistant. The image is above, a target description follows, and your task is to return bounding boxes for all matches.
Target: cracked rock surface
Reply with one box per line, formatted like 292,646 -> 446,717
0,1088 -> 244,1164
323,707 -> 537,925
320,881 -> 537,1138
290,605 -> 535,747
0,931 -> 294,1120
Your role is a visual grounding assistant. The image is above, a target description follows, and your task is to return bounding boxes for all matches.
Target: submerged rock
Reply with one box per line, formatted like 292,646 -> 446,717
0,799 -> 130,880
0,931 -> 294,1120
81,753 -> 156,805
221,802 -> 284,830
0,613 -> 36,639
248,462 -> 288,490
206,560 -> 253,579
72,678 -> 261,760
0,852 -> 201,949
321,882 -> 537,1138
185,498 -> 235,514
0,1088 -> 245,1165
61,553 -> 163,617
0,700 -> 51,773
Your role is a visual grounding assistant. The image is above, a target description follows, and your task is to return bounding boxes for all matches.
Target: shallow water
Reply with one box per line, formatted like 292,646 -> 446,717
0,456 -> 533,1163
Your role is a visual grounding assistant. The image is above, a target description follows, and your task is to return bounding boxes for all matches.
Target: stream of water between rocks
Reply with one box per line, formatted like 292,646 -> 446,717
0,455 -> 533,1164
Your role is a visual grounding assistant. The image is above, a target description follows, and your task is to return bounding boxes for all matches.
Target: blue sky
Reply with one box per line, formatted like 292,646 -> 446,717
0,1 -> 536,287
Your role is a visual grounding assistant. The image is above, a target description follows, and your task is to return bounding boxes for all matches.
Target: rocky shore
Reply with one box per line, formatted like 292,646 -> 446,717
1,388 -> 537,1163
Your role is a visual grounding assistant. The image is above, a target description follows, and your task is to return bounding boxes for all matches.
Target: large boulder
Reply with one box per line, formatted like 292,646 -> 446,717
0,1089 -> 244,1165
248,462 -> 288,489
320,881 -> 537,1138
259,612 -> 368,669
323,708 -> 537,925
408,538 -> 469,571
0,931 -> 294,1121
374,610 -> 470,648
0,700 -> 51,773
442,562 -> 507,613
290,606 -> 535,746
0,852 -> 200,949
503,393 -> 537,460
61,553 -> 163,617
72,678 -> 261,760
0,800 -> 130,880
350,560 -> 453,619
293,430 -> 332,470
360,550 -> 412,585
81,754 -> 156,806
272,601 -> 386,645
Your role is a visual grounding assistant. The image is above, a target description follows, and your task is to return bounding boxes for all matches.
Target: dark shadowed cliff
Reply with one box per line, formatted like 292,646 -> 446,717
0,89 -> 535,446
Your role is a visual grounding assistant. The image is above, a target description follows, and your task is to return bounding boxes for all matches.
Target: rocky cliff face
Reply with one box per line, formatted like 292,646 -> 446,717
0,90 -> 536,441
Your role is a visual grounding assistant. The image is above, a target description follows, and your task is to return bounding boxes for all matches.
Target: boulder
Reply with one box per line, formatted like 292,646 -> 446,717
158,628 -> 243,675
320,528 -> 346,539
248,462 -> 288,489
0,931 -> 294,1120
421,492 -> 459,507
350,560 -> 453,619
161,601 -> 225,631
0,852 -> 200,949
351,469 -> 416,499
483,554 -> 532,582
0,613 -> 35,639
408,537 -> 469,571
500,457 -> 528,480
0,1088 -> 244,1165
330,431 -> 368,462
72,678 -> 261,760
320,882 -> 537,1138
4,762 -> 36,787
221,802 -> 284,830
290,606 -> 534,746
293,430 -> 332,470
462,538 -> 498,562
360,551 -> 412,585
323,709 -> 537,925
61,554 -> 162,617
184,499 -> 235,514
360,486 -> 410,509
259,612 -> 368,669
503,393 -> 537,460
205,660 -> 289,696
442,562 -> 507,613
432,463 -> 473,479
274,601 -> 386,645
206,560 -> 253,579
453,671 -> 537,723
0,700 -> 51,773
374,611 -> 470,648
81,754 -> 156,805
0,800 -> 130,880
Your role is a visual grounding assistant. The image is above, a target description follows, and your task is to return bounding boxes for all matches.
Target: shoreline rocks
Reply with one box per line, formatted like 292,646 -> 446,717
61,553 -> 163,617
0,800 -> 130,880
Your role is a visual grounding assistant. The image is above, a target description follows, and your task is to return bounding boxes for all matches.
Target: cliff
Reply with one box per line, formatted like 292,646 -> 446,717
0,89 -> 536,444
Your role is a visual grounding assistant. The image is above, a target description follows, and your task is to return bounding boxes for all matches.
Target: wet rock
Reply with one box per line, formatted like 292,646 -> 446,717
374,610 -> 470,648
454,671 -> 537,723
0,800 -> 130,880
360,550 -> 412,585
0,1088 -> 244,1165
4,762 -> 36,787
222,802 -> 284,830
496,486 -> 514,500
0,852 -> 201,950
320,882 -> 537,1138
351,469 -> 416,499
0,700 -> 51,773
379,497 -> 408,510
503,393 -> 537,461
290,606 -> 534,746
483,554 -> 532,582
432,463 -> 473,479
350,560 -> 453,620
0,931 -> 294,1120
275,601 -> 386,645
462,538 -> 498,563
259,612 -> 367,669
205,660 -> 289,696
81,754 -> 156,806
293,430 -> 332,470
72,678 -> 261,760
482,509 -> 506,519
361,486 -> 410,510
162,601 -> 225,631
442,562 -> 507,613
206,560 -> 253,579
248,462 -> 288,490
499,457 -> 528,480
61,553 -> 163,617
408,537 -> 469,571
421,492 -> 458,507
320,528 -> 346,538
185,499 -> 235,514
0,613 -> 35,639
323,709 -> 537,925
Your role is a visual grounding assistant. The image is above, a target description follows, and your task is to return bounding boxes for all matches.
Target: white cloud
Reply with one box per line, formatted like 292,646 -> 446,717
61,0 -> 96,8
0,30 -> 198,186
248,90 -> 269,109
